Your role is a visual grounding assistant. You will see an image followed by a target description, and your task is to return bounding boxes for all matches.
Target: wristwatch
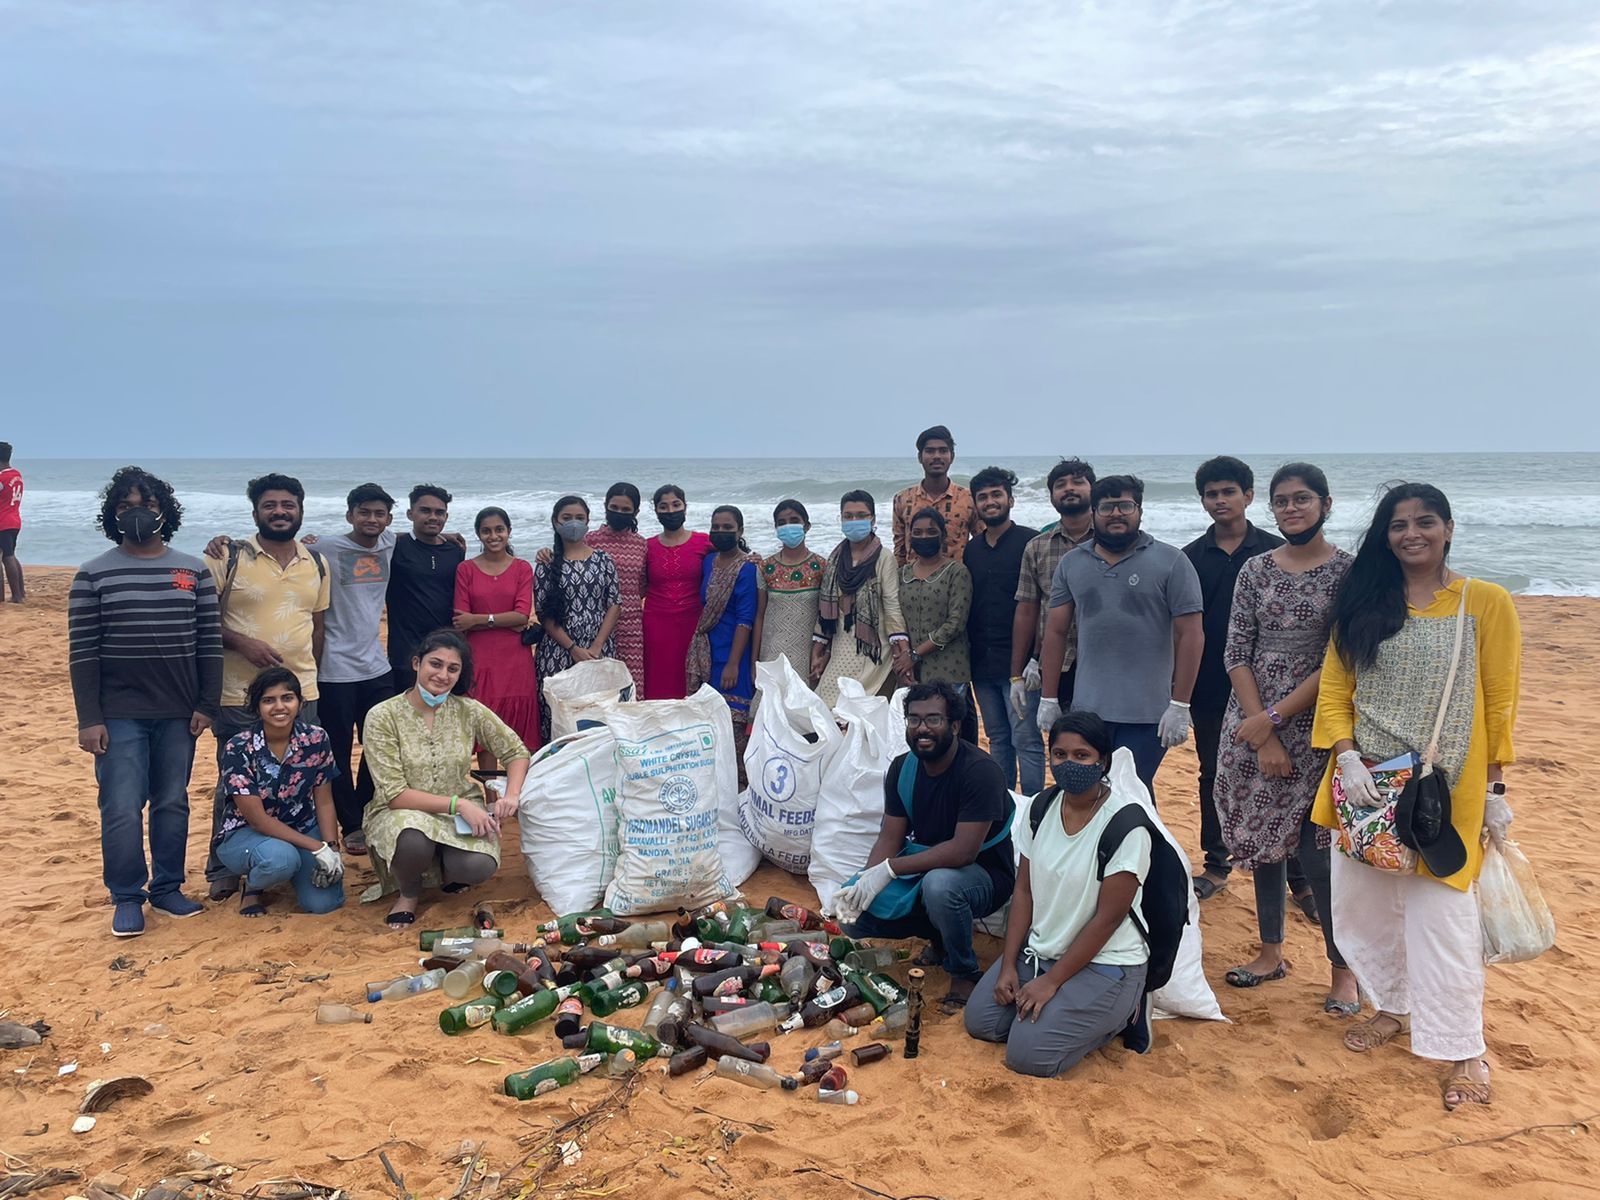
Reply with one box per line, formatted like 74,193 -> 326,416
487,613 -> 497,628
1266,706 -> 1283,728
1489,781 -> 1506,796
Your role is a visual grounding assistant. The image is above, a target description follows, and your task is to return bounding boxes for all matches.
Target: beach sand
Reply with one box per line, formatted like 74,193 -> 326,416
3,568 -> 1596,1199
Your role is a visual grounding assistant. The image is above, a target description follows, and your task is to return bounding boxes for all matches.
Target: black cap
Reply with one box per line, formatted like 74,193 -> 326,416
1395,768 -> 1468,878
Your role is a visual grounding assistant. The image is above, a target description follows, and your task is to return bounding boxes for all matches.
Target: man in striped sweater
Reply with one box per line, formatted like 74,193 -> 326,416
69,467 -> 222,937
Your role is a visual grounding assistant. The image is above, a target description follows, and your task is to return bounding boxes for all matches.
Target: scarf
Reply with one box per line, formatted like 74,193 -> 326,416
686,553 -> 746,695
818,538 -> 884,663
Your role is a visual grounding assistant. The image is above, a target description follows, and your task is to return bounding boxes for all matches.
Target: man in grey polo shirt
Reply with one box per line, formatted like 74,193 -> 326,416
1035,474 -> 1204,802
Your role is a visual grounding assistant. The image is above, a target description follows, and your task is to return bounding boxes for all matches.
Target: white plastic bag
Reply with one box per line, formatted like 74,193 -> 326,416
720,790 -> 763,889
603,685 -> 739,915
738,658 -> 840,873
1478,840 -> 1556,964
809,678 -> 896,910
542,659 -> 635,741
517,728 -> 620,914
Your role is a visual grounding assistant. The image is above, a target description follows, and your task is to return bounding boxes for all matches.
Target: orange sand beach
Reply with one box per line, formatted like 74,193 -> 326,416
2,569 -> 1596,1199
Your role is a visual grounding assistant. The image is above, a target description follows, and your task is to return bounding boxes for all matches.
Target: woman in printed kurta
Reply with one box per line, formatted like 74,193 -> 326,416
534,495 -> 622,742
587,483 -> 647,690
361,631 -> 530,927
812,491 -> 913,708
899,508 -> 974,686
755,499 -> 827,681
641,484 -> 713,700
1211,464 -> 1353,1010
1311,483 -> 1520,1110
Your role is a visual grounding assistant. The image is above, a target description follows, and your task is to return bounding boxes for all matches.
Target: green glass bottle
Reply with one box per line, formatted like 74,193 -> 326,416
419,926 -> 503,951
533,908 -> 614,937
492,984 -> 576,1034
829,936 -> 859,962
584,1021 -> 670,1059
439,993 -> 506,1035
501,1053 -> 603,1099
588,980 -> 653,1018
840,968 -> 892,1015
724,906 -> 761,944
756,978 -> 787,1005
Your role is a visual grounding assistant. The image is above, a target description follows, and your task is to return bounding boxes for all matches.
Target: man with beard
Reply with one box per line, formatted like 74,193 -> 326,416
386,484 -> 466,694
1036,475 -> 1203,802
203,473 -> 331,897
833,682 -> 1015,1013
1011,458 -> 1095,734
69,467 -> 221,935
892,424 -> 982,564
962,466 -> 1042,792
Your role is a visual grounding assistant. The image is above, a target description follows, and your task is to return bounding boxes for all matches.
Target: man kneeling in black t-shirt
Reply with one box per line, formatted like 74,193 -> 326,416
834,681 -> 1016,1013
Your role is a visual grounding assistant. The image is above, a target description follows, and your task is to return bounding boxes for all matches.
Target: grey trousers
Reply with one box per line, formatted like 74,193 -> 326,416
965,950 -> 1147,1077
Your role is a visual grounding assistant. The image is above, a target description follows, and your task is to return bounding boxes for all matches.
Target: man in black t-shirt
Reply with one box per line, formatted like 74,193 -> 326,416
834,682 -> 1015,1011
386,484 -> 467,693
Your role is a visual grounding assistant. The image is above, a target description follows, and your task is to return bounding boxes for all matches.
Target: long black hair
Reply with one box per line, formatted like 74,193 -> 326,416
97,466 -> 183,544
545,494 -> 589,631
1331,482 -> 1454,671
1048,709 -> 1112,774
711,504 -> 751,553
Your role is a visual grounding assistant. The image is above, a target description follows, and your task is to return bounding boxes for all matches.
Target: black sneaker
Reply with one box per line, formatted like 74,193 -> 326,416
1121,993 -> 1153,1055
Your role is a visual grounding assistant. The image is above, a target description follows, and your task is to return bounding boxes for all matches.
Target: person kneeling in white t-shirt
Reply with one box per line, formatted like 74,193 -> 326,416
965,710 -> 1150,1076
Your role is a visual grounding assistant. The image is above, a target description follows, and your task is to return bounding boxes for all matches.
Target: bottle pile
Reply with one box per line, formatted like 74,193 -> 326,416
323,897 -> 915,1103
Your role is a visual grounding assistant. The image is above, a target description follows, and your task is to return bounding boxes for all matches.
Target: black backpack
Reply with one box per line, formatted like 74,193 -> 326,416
1028,788 -> 1189,993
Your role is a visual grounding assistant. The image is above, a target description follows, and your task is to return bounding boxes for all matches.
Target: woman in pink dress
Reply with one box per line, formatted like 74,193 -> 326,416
453,506 -> 540,762
642,484 -> 713,700
586,482 -> 648,691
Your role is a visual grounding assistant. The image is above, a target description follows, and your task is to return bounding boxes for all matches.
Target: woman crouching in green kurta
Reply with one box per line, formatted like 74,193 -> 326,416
360,629 -> 530,927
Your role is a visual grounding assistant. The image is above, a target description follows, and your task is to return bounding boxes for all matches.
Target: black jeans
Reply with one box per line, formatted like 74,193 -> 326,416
1253,816 -> 1344,969
318,673 -> 392,836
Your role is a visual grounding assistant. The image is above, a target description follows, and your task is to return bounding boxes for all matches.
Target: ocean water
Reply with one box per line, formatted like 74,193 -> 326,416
13,453 -> 1600,596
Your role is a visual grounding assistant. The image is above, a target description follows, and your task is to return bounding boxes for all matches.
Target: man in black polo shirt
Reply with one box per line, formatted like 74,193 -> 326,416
1182,457 -> 1307,912
386,484 -> 467,694
963,466 -> 1040,792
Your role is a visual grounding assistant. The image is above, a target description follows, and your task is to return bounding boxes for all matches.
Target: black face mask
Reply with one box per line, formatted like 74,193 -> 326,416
709,530 -> 739,552
116,507 -> 165,544
605,510 -> 635,532
910,536 -> 942,559
1094,526 -> 1138,553
1281,514 -> 1327,546
658,511 -> 686,532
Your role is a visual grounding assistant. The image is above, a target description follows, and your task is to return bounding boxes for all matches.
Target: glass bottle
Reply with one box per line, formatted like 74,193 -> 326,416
713,1056 -> 797,1091
315,1003 -> 372,1025
367,969 -> 446,1003
439,993 -> 506,1035
502,1053 -> 603,1099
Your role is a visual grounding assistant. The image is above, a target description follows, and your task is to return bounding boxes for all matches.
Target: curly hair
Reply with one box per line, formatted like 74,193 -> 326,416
97,466 -> 183,544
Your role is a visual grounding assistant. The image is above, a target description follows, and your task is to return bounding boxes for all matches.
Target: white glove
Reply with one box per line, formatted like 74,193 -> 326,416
1483,791 -> 1513,849
311,842 -> 344,888
832,860 -> 896,925
1022,658 -> 1042,691
1157,700 -> 1192,748
1036,697 -> 1062,736
1009,678 -> 1029,720
1336,750 -> 1381,804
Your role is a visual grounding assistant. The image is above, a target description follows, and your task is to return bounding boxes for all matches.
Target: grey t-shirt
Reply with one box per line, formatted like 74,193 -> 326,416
316,529 -> 396,683
1048,532 -> 1203,724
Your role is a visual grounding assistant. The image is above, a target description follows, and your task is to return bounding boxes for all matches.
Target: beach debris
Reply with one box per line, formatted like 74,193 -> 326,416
0,1168 -> 82,1198
58,1062 -> 79,1077
81,1075 -> 154,1113
144,1024 -> 170,1038
0,1021 -> 47,1049
109,956 -> 136,972
22,1125 -> 46,1138
72,1116 -> 97,1135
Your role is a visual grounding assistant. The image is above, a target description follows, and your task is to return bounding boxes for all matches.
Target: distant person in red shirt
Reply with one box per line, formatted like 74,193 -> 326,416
0,442 -> 22,604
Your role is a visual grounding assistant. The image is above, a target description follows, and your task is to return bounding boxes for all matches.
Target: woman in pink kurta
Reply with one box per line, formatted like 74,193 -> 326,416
587,483 -> 648,692
453,507 -> 541,758
642,484 -> 713,700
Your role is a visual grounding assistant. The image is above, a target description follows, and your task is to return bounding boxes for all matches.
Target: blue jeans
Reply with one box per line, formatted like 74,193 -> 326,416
844,862 -> 1002,980
213,824 -> 346,915
971,680 -> 1044,795
1106,721 -> 1166,805
96,718 -> 198,904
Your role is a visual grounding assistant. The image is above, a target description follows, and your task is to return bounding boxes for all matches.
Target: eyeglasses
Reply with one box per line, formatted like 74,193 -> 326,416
904,714 -> 949,730
1270,493 -> 1321,511
1095,500 -> 1140,516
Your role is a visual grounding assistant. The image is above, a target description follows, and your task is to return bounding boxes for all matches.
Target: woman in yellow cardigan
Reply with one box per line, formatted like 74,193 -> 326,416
1311,483 -> 1519,1111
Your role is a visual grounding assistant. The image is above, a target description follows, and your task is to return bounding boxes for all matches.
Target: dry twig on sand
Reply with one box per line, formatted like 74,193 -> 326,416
513,1074 -> 639,1192
1392,1111 -> 1598,1157
0,1169 -> 83,1199
791,1166 -> 946,1200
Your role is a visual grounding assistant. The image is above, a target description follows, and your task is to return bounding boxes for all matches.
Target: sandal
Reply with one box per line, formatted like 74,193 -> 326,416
239,891 -> 268,918
1443,1060 -> 1492,1110
1193,873 -> 1228,901
1291,887 -> 1320,924
441,882 -> 471,895
1343,1013 -> 1408,1053
938,977 -> 978,1015
343,830 -> 368,856
1225,961 -> 1290,988
1323,996 -> 1361,1017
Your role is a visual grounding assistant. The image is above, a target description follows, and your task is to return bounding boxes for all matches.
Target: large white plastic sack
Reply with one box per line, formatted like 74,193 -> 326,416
542,658 -> 636,741
603,685 -> 740,915
517,727 -> 620,914
738,658 -> 840,873
885,686 -> 910,758
1105,749 -> 1226,1022
721,791 -> 762,890
809,678 -> 896,910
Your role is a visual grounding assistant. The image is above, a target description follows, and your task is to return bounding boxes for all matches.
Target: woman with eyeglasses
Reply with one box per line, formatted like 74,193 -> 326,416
1211,464 -> 1355,1014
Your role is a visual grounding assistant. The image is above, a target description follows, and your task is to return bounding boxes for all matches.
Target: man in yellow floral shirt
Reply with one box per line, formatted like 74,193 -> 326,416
892,425 -> 983,564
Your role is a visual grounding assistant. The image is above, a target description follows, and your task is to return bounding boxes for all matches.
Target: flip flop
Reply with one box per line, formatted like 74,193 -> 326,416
938,978 -> 978,1015
239,892 -> 268,918
343,830 -> 369,856
1343,1013 -> 1408,1053
1225,961 -> 1291,988
1443,1061 -> 1492,1110
1193,873 -> 1228,901
441,882 -> 471,895
385,909 -> 418,929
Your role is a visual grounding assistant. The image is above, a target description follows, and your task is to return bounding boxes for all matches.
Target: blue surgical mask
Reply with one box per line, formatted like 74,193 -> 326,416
841,519 -> 873,543
775,524 -> 806,549
417,683 -> 451,709
1051,759 -> 1104,795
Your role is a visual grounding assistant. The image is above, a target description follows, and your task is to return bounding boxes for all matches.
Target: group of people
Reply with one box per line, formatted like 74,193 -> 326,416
64,429 -> 1520,1111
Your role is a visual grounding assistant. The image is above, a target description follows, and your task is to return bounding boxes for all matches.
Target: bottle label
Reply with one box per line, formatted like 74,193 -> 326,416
813,987 -> 848,1010
532,1077 -> 560,1096
463,1003 -> 496,1028
689,949 -> 728,965
557,998 -> 583,1018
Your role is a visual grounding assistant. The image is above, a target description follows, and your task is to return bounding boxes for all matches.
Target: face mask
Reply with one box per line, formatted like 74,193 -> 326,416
116,507 -> 165,544
1281,513 -> 1327,546
1052,759 -> 1104,795
417,683 -> 451,708
605,510 -> 634,532
658,511 -> 686,532
841,518 -> 873,543
910,536 -> 942,559
709,530 -> 739,552
775,524 -> 807,549
556,519 -> 588,543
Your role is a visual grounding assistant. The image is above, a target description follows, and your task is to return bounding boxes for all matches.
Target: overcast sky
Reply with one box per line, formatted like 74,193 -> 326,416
2,1 -> 1596,458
